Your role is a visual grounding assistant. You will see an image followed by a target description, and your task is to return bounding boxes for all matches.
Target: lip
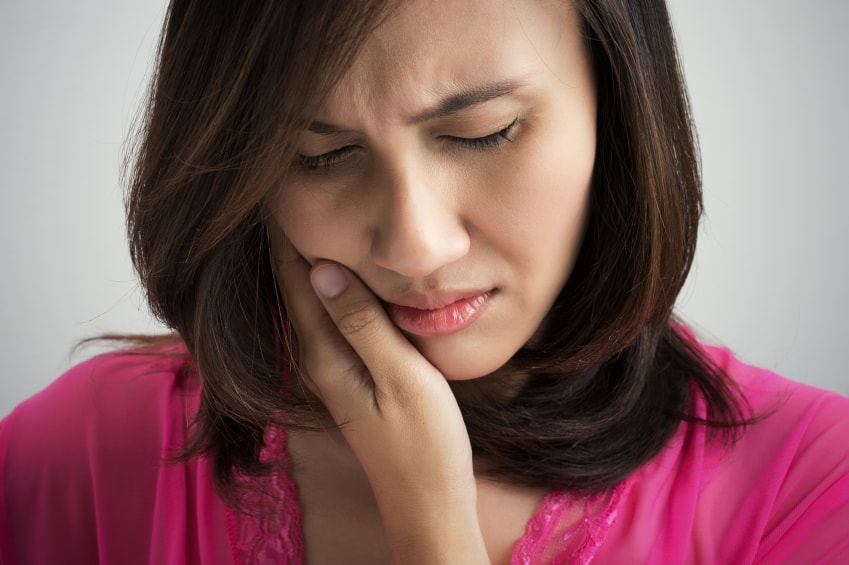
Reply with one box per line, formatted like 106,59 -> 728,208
385,290 -> 494,337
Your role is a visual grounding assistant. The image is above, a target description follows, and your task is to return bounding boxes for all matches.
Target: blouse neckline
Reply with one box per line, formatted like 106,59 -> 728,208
224,426 -> 630,564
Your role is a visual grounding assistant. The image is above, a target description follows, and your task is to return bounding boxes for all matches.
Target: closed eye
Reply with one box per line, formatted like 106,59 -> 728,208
296,117 -> 520,172
444,117 -> 519,151
296,146 -> 357,172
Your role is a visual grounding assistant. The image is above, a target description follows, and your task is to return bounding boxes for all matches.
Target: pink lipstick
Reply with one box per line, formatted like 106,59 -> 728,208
386,291 -> 493,336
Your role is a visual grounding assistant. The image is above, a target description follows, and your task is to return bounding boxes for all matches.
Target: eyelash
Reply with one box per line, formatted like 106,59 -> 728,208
447,117 -> 519,151
297,147 -> 352,171
296,117 -> 520,172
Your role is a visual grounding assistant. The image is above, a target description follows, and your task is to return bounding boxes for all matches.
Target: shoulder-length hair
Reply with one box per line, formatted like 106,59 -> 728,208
126,0 -> 751,496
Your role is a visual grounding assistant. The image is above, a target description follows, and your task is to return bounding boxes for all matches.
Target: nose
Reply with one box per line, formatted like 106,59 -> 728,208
369,167 -> 470,278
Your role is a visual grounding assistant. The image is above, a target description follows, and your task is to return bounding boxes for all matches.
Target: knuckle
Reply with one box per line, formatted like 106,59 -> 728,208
334,299 -> 381,340
376,370 -> 425,410
342,363 -> 376,395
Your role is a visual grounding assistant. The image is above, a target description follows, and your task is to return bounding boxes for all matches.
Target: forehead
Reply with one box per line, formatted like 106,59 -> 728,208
314,0 -> 580,122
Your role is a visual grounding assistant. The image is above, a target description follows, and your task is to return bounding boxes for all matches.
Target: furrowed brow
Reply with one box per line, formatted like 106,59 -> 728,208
304,78 -> 527,135
306,121 -> 354,136
409,79 -> 526,124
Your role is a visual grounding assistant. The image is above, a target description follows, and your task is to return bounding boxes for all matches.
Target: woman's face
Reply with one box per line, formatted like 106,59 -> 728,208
272,0 -> 596,380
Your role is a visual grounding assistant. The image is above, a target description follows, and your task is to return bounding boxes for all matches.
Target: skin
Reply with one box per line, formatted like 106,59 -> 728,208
269,0 -> 596,562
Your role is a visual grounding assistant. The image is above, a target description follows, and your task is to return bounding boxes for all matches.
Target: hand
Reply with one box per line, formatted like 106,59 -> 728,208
276,238 -> 490,564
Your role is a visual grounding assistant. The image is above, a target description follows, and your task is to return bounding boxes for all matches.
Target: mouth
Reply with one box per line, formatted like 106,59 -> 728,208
384,290 -> 495,337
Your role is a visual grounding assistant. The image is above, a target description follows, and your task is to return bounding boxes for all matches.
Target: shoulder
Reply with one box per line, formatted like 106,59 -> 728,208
603,340 -> 849,562
0,346 -> 206,563
2,346 -> 197,465
700,342 -> 849,561
670,342 -> 849,561
677,331 -> 849,467
700,341 -> 849,462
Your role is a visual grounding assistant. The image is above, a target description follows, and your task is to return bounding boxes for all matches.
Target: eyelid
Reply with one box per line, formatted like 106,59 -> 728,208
296,145 -> 358,171
295,116 -> 521,172
442,117 -> 519,151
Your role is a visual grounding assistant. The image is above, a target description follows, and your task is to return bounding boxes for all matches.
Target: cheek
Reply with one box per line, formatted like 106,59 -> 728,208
482,132 -> 594,277
272,188 -> 362,265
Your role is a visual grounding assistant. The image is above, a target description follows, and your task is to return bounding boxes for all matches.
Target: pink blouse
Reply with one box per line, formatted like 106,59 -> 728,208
2,342 -> 848,564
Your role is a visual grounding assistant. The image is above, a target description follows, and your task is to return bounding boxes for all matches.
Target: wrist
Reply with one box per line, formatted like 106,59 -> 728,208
385,516 -> 490,565
374,488 -> 489,564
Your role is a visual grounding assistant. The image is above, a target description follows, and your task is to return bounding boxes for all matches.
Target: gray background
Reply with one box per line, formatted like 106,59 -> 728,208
2,1 -> 847,417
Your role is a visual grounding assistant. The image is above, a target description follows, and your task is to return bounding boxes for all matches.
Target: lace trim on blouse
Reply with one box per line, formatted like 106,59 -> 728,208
225,426 -> 630,564
225,427 -> 304,564
511,480 -> 631,564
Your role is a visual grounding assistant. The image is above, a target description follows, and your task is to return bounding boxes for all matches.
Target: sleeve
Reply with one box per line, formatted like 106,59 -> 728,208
0,414 -> 20,565
0,369 -> 104,565
753,386 -> 849,564
0,351 -> 229,565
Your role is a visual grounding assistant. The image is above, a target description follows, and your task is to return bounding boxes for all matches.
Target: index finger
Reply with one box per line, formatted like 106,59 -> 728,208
309,261 -> 445,406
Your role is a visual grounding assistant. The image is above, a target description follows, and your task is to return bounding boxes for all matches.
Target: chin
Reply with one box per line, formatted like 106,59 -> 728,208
417,343 -> 514,382
403,319 -> 534,381
439,367 -> 492,381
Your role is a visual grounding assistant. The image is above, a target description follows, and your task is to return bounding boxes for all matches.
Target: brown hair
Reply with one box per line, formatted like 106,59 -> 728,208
126,0 -> 752,497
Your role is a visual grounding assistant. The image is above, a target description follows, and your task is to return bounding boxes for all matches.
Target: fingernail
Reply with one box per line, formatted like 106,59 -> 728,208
310,263 -> 348,299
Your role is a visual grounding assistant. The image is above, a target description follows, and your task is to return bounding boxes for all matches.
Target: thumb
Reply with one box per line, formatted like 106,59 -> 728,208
309,261 -> 437,402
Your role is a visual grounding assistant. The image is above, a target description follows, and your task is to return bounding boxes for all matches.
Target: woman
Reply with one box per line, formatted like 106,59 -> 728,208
2,0 -> 848,563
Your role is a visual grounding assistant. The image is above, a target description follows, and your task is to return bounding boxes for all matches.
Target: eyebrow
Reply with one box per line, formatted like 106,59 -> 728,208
306,78 -> 527,135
